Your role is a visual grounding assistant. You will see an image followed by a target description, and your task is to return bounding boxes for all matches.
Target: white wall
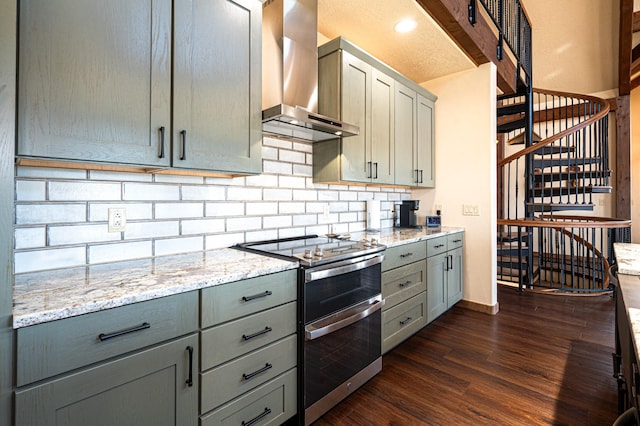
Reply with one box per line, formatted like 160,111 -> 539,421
413,63 -> 498,310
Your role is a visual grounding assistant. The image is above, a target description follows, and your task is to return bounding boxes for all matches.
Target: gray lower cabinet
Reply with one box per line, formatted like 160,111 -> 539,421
18,0 -> 261,175
14,292 -> 200,426
199,270 -> 298,425
427,232 -> 464,323
381,241 -> 428,353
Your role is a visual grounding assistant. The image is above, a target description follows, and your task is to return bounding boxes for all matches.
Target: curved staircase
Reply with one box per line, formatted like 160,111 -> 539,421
497,88 -> 631,292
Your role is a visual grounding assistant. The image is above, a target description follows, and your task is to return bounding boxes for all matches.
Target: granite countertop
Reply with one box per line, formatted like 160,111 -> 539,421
614,243 -> 640,275
13,248 -> 298,329
13,226 -> 465,329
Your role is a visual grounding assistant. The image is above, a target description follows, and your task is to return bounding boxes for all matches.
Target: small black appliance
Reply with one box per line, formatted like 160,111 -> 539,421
399,200 -> 420,228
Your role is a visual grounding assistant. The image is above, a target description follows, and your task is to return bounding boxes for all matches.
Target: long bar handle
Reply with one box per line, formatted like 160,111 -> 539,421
186,346 -> 194,387
242,326 -> 273,341
242,363 -> 273,381
305,295 -> 384,340
242,408 -> 272,426
98,322 -> 150,341
242,290 -> 272,302
158,126 -> 165,159
179,130 -> 187,160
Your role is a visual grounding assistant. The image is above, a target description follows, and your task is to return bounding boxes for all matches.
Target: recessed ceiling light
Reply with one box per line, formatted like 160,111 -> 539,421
394,18 -> 417,33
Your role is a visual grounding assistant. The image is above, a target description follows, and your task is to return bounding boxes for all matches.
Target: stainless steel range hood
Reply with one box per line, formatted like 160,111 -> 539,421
262,0 -> 359,142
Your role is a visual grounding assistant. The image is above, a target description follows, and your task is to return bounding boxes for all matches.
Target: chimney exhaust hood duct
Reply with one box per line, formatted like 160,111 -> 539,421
262,0 -> 359,142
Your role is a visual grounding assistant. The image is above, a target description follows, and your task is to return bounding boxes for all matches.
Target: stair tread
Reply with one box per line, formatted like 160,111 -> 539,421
497,118 -> 526,133
533,169 -> 612,182
530,185 -> 612,196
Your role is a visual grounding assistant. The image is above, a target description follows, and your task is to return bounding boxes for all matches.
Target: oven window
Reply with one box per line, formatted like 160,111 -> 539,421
304,309 -> 381,409
304,263 -> 381,323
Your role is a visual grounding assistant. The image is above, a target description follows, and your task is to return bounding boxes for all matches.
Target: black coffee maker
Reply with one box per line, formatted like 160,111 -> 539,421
399,200 -> 420,228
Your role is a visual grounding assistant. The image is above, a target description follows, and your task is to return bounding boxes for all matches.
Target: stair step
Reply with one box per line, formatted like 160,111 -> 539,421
532,169 -> 612,183
507,131 -> 541,146
526,203 -> 595,213
530,185 -> 612,197
497,231 -> 530,243
497,266 -> 528,278
497,246 -> 530,256
497,117 -> 526,133
531,157 -> 601,169
534,145 -> 575,155
498,103 -> 527,116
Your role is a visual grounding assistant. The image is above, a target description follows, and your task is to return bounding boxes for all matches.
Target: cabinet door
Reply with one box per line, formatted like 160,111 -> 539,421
18,0 -> 171,167
370,69 -> 394,184
174,0 -> 262,174
340,51 -> 372,182
416,93 -> 435,187
427,252 -> 447,323
394,82 -> 417,186
447,246 -> 464,307
15,334 -> 198,426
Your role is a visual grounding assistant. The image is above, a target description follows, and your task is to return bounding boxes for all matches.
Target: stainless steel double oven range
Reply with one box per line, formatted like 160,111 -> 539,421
237,235 -> 386,425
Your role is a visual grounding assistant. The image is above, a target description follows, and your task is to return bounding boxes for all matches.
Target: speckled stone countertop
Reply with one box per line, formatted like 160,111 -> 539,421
13,248 -> 298,329
352,225 -> 465,247
614,243 -> 640,361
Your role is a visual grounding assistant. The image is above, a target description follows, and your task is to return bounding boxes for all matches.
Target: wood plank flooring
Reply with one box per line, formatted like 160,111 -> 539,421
313,284 -> 618,425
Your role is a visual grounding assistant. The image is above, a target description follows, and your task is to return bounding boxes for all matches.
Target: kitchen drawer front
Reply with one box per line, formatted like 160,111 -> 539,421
201,334 -> 297,413
17,291 -> 198,386
200,368 -> 297,426
426,235 -> 448,257
382,292 -> 427,354
201,301 -> 297,370
382,260 -> 426,310
201,269 -> 297,328
447,232 -> 464,250
382,241 -> 427,271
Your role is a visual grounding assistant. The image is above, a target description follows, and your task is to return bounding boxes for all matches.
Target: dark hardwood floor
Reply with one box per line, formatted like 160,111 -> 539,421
313,284 -> 618,426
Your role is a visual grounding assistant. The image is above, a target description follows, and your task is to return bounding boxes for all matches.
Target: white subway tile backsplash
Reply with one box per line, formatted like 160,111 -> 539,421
15,247 -> 86,274
155,236 -> 204,257
124,183 -> 180,201
89,241 -> 153,264
206,202 -> 245,217
14,227 -> 46,250
181,185 -> 225,201
155,202 -> 204,219
124,221 -> 180,239
16,204 -> 86,225
49,181 -> 122,201
14,141 -> 411,273
227,186 -> 262,201
49,224 -> 121,246
89,203 -> 153,221
17,166 -> 86,179
227,217 -> 262,232
182,218 -> 225,235
16,180 -> 46,201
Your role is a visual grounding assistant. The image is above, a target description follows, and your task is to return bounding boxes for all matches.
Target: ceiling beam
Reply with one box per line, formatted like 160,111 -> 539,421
415,0 -> 518,93
619,0 -> 633,95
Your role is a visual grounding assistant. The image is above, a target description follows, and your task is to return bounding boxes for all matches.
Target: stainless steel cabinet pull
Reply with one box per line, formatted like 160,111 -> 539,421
242,290 -> 272,302
186,346 -> 194,387
242,363 -> 273,381
305,295 -> 384,340
179,130 -> 187,160
242,407 -> 272,426
399,317 -> 412,326
158,126 -> 165,159
98,322 -> 150,341
242,326 -> 273,341
399,252 -> 413,258
399,280 -> 412,288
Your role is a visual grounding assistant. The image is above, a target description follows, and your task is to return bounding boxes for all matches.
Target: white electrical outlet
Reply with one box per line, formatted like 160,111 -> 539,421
108,208 -> 126,232
322,204 -> 330,221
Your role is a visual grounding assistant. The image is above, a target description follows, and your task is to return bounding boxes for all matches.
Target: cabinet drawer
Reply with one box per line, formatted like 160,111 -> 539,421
448,232 -> 464,249
382,241 -> 427,271
200,368 -> 297,426
201,270 -> 297,328
16,291 -> 198,386
426,236 -> 448,257
201,334 -> 297,413
382,260 -> 426,309
201,301 -> 297,370
382,292 -> 427,354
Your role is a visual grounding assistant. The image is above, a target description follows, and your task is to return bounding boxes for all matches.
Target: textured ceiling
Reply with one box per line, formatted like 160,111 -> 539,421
317,0 -> 475,84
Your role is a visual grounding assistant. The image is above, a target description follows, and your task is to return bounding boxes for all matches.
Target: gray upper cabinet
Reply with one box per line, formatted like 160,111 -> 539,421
18,0 -> 172,167
18,0 -> 262,175
416,93 -> 435,187
173,0 -> 262,174
315,44 -> 394,184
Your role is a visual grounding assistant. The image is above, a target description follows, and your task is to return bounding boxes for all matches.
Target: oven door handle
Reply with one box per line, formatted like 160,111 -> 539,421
305,253 -> 384,283
305,295 -> 384,340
